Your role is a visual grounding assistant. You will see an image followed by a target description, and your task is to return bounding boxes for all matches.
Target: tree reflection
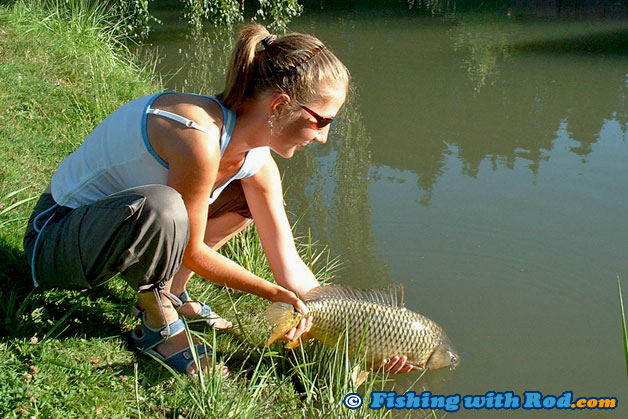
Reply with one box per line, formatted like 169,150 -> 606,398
452,15 -> 514,94
158,25 -> 235,94
280,95 -> 392,287
337,15 -> 628,205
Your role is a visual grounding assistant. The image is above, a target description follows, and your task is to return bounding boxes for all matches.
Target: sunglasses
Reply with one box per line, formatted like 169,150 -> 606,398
301,105 -> 334,129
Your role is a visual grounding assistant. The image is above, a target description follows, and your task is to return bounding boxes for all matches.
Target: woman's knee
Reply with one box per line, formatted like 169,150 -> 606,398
136,185 -> 189,233
118,185 -> 190,289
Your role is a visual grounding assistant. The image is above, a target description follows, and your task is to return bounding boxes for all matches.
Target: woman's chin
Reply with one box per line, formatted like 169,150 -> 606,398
271,146 -> 296,159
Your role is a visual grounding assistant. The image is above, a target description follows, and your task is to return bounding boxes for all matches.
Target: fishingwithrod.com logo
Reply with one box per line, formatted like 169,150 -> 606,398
342,391 -> 618,412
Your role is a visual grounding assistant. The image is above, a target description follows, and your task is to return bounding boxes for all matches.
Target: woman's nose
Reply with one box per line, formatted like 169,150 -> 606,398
315,127 -> 330,144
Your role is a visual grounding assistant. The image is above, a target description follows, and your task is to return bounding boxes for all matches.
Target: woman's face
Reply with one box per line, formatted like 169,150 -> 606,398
269,82 -> 347,158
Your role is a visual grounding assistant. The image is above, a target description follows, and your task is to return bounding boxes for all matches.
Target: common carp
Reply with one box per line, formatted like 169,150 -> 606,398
266,284 -> 459,372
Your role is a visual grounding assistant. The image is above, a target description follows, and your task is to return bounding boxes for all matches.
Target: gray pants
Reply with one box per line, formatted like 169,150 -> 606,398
24,181 -> 251,291
24,185 -> 190,291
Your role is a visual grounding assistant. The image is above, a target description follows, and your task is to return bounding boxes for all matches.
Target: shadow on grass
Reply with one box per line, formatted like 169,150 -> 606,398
0,235 -> 136,342
0,236 -> 252,386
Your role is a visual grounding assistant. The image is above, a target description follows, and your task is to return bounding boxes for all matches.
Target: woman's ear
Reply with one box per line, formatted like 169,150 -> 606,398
270,93 -> 291,114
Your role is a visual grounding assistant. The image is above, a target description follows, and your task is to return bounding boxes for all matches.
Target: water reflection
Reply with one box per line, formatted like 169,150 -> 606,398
514,29 -> 628,56
179,27 -> 234,94
452,15 -> 514,94
344,16 -> 628,205
281,96 -> 392,286
145,12 -> 628,277
148,25 -> 235,94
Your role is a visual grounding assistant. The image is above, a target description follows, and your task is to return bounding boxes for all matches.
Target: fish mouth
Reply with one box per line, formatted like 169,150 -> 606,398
425,339 -> 460,371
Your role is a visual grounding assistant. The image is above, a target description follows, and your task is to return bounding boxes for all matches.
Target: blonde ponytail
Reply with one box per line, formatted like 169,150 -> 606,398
219,24 -> 350,114
219,24 -> 270,110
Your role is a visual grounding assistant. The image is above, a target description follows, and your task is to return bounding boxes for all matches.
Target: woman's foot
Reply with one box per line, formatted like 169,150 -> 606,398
177,300 -> 233,330
134,291 -> 228,376
150,330 -> 228,376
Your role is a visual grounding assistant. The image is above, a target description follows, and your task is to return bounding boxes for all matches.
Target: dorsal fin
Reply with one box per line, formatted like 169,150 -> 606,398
303,283 -> 405,308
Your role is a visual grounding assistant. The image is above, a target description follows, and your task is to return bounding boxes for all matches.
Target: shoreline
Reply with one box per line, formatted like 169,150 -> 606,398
0,2 -> 393,417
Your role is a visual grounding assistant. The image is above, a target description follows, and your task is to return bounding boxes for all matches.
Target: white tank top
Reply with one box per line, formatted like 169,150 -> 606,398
51,92 -> 269,209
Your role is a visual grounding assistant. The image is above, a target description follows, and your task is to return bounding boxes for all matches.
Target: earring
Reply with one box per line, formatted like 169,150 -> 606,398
268,114 -> 278,136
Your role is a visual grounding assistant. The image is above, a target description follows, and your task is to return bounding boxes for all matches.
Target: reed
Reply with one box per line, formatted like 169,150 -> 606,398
618,276 -> 628,384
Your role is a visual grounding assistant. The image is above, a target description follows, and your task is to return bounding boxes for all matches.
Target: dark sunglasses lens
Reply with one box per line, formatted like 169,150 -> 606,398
318,119 -> 333,129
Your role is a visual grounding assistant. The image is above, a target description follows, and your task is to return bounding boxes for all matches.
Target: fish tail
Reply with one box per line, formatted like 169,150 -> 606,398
265,302 -> 301,347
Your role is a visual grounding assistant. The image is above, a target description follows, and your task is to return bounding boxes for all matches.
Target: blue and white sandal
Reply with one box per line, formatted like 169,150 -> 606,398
130,286 -> 211,375
131,310 -> 210,375
177,290 -> 233,330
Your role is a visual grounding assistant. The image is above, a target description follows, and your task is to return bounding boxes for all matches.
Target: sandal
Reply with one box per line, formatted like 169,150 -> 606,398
177,290 -> 233,330
132,310 -> 212,375
130,287 -> 209,375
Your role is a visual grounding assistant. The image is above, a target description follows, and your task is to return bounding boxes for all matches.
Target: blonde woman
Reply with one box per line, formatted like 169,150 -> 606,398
24,25 -> 413,375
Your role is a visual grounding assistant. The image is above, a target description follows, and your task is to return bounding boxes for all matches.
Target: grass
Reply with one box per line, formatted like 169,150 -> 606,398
618,276 -> 628,386
0,1 -> 434,417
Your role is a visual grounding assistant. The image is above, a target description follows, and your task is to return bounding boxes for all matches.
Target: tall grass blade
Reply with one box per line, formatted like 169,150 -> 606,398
617,275 -> 628,384
41,301 -> 80,340
0,195 -> 37,217
134,362 -> 142,419
1,186 -> 30,200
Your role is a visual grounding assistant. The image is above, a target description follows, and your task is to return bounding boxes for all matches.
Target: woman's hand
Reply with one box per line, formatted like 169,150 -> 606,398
284,315 -> 312,341
373,356 -> 415,374
273,286 -> 313,341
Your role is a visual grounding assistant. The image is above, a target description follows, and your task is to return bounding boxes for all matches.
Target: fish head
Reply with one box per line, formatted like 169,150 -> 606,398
425,335 -> 460,370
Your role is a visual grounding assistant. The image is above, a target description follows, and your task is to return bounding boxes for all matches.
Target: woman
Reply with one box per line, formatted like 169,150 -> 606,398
24,24 -> 413,375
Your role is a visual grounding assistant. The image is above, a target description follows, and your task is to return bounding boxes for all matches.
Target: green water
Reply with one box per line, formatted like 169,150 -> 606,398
144,7 -> 628,417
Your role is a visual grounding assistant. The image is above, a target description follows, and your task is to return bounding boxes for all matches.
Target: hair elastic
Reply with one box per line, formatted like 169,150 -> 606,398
262,34 -> 278,46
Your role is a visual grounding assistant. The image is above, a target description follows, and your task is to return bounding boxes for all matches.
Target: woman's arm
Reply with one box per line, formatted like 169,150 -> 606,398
159,116 -> 304,311
243,157 -> 415,370
241,156 -> 320,297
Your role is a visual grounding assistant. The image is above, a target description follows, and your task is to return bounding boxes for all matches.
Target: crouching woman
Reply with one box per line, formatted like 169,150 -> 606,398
24,24 -> 413,375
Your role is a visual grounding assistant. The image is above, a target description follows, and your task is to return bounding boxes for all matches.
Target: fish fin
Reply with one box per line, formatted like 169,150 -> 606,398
351,365 -> 370,387
356,371 -> 369,387
284,331 -> 314,349
265,302 -> 300,347
284,339 -> 300,349
303,283 -> 405,308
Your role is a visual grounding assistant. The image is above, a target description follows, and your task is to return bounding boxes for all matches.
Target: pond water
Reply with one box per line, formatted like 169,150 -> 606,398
143,5 -> 628,417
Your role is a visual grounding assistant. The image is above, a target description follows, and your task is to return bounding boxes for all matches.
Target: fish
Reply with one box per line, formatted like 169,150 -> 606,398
266,283 -> 459,374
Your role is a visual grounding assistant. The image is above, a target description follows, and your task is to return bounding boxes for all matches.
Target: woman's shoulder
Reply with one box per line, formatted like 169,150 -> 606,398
145,92 -> 224,166
150,92 -> 225,135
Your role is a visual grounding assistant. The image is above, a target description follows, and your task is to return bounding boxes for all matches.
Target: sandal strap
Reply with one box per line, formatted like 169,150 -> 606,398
157,289 -> 183,310
145,343 -> 209,375
132,313 -> 186,351
164,344 -> 208,374
178,290 -> 192,303
134,286 -> 184,338
131,290 -> 182,318
177,290 -> 216,317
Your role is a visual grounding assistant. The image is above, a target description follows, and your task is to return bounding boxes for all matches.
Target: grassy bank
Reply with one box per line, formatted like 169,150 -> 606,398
0,2 -> 412,418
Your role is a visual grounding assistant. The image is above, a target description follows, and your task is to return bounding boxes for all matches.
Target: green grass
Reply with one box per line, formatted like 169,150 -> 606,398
0,2 -> 432,417
618,276 -> 628,386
